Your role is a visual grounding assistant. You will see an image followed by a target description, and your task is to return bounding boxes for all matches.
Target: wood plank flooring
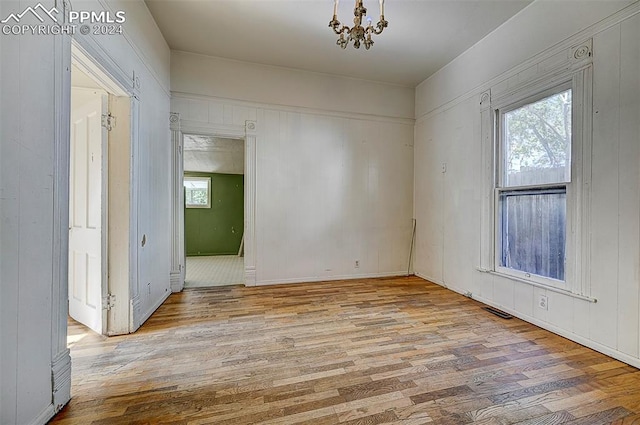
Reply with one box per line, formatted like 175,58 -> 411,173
49,276 -> 640,425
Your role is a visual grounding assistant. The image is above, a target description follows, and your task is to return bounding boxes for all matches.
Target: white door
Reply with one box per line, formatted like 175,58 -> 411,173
69,88 -> 108,335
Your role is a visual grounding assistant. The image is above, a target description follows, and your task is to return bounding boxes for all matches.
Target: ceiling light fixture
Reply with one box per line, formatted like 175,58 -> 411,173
329,0 -> 387,50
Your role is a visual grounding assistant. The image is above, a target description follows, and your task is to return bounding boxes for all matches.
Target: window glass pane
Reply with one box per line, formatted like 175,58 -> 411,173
500,190 -> 566,281
504,89 -> 571,186
184,178 -> 210,207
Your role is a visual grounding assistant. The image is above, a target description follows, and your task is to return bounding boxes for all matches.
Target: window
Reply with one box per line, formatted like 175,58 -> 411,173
496,86 -> 572,285
184,176 -> 211,208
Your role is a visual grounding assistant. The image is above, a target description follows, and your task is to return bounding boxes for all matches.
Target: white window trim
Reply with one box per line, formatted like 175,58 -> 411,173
480,64 -> 594,301
494,81 -> 573,289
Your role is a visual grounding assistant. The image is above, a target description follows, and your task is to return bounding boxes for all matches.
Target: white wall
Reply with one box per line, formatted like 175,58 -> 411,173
73,0 -> 172,348
0,0 -> 171,423
172,52 -> 415,285
171,51 -> 415,119
1,3 -> 57,421
414,1 -> 640,367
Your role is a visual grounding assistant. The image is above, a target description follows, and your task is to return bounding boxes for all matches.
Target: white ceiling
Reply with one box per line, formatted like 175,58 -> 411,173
145,0 -> 532,87
184,135 -> 245,174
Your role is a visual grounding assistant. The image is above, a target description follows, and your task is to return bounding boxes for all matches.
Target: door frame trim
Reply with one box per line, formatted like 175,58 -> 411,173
51,31 -> 140,413
70,40 -> 138,336
170,117 -> 258,290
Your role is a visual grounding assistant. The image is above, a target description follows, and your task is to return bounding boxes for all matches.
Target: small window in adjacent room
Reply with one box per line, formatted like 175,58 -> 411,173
496,86 -> 572,285
184,176 -> 211,208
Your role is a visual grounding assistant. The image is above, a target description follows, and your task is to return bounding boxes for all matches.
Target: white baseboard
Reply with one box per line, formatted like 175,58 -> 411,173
245,267 -> 257,287
130,294 -> 143,332
472,293 -> 640,370
137,290 -> 172,330
414,271 -> 445,286
30,404 -> 55,425
255,271 -> 410,286
413,272 -> 640,370
51,349 -> 71,412
170,271 -> 183,293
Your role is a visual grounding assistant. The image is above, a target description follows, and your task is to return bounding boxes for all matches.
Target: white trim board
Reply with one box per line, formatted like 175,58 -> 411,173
170,116 -> 258,289
71,37 -> 139,99
71,46 -> 128,97
255,271 -> 411,287
29,405 -> 55,425
172,92 -> 415,126
137,290 -> 172,330
477,269 -> 597,303
50,29 -> 73,421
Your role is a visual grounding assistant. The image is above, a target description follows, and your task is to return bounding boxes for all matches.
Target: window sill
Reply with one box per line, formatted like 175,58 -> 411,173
476,267 -> 597,303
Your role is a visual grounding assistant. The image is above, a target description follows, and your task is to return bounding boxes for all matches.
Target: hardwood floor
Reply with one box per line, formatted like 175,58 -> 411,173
50,276 -> 640,425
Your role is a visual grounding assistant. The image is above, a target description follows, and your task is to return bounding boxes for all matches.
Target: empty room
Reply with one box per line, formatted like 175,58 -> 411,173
1,0 -> 639,424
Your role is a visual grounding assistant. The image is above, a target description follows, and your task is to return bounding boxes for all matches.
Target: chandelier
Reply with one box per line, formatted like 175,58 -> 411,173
329,0 -> 388,50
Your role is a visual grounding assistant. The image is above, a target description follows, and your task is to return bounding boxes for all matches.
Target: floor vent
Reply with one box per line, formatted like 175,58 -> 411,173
483,306 -> 513,319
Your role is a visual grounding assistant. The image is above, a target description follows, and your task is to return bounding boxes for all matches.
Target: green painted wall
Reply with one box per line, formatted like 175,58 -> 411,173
185,172 -> 244,256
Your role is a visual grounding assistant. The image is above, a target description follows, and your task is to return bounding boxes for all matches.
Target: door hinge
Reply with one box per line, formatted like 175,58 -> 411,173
101,113 -> 116,131
103,293 -> 116,310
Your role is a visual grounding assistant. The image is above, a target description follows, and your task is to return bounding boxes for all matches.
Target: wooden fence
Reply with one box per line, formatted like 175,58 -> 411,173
500,184 -> 566,281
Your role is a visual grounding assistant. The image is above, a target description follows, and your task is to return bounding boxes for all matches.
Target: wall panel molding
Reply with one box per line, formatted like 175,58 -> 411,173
172,92 -> 415,126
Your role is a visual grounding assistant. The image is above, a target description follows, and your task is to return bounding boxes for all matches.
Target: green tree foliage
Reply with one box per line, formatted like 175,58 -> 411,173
188,189 -> 208,205
505,90 -> 571,173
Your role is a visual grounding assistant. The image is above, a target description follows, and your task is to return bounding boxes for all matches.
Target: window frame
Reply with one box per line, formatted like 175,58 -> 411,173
493,80 -> 575,290
477,41 -> 594,301
184,176 -> 212,209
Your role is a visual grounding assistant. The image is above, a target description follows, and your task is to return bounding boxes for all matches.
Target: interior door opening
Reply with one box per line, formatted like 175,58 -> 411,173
182,134 -> 246,288
67,44 -> 132,345
68,84 -> 108,335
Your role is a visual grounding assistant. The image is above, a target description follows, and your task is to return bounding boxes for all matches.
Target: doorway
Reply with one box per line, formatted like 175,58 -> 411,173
68,82 -> 108,334
182,135 -> 245,287
67,44 -> 132,336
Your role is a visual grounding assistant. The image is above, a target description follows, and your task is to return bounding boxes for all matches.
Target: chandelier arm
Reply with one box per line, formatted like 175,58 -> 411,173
329,16 -> 341,33
372,17 -> 387,35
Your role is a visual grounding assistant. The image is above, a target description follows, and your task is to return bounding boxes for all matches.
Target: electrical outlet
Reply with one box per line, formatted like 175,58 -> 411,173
538,294 -> 548,310
355,260 -> 360,268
